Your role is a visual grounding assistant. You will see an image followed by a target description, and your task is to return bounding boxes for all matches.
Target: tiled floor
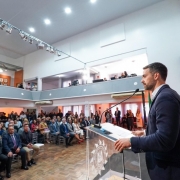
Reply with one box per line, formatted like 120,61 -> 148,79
2,141 -> 87,180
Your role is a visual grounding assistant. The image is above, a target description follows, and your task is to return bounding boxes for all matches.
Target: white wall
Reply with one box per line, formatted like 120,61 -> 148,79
0,70 -> 15,86
21,0 -> 180,93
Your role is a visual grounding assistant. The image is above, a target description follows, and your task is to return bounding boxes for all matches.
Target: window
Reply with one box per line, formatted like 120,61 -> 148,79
73,105 -> 83,115
110,104 -> 122,117
63,106 -> 71,115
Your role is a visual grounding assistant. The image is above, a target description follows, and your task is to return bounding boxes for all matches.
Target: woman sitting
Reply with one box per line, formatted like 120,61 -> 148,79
39,117 -> 50,143
72,118 -> 84,140
0,123 -> 5,137
67,118 -> 83,144
31,119 -> 39,133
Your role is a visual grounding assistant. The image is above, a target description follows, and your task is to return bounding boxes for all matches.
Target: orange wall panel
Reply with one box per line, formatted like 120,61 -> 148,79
14,70 -> 23,87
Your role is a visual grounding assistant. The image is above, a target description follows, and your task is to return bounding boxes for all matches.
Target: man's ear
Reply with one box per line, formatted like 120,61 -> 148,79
153,72 -> 159,80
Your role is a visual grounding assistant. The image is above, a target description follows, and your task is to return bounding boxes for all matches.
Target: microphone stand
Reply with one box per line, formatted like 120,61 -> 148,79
94,89 -> 139,128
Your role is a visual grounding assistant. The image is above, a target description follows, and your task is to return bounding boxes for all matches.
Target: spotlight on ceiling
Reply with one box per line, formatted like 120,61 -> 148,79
46,46 -> 50,51
90,0 -> 97,3
19,31 -> 25,39
0,21 -> 6,30
44,19 -> 51,25
37,41 -> 44,49
29,37 -> 33,44
29,27 -> 35,33
50,47 -> 54,53
6,26 -> 12,34
24,35 -> 28,41
57,51 -> 61,56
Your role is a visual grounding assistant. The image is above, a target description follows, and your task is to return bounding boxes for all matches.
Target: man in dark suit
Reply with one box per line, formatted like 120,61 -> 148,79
60,118 -> 74,148
0,139 -> 7,180
115,62 -> 180,180
20,124 -> 39,166
49,119 -> 60,144
2,125 -> 28,178
114,107 -> 121,126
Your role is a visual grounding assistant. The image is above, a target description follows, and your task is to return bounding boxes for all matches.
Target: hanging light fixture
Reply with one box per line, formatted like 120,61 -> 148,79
46,46 -> 50,51
6,25 -> 12,34
29,37 -> 33,44
0,21 -> 5,30
37,41 -> 44,49
50,47 -> 54,53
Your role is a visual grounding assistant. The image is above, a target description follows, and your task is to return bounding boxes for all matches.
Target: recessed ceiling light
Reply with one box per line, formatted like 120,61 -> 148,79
90,0 -> 97,3
44,19 -> 51,25
65,7 -> 72,14
49,93 -> 52,96
29,27 -> 35,33
21,93 -> 24,95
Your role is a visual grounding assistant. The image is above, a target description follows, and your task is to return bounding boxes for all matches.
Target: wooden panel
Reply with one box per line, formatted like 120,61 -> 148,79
14,70 -> 23,87
0,74 -> 11,86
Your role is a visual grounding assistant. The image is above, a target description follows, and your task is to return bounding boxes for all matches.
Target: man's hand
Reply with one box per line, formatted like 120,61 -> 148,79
132,131 -> 145,137
7,152 -> 13,157
66,133 -> 69,136
27,144 -> 32,148
115,138 -> 131,152
15,148 -> 20,154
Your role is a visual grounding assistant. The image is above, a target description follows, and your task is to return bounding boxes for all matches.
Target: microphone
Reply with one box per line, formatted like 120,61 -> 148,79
95,89 -> 139,128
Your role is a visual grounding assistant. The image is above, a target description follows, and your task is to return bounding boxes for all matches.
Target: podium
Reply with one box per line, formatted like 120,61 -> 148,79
86,125 -> 150,180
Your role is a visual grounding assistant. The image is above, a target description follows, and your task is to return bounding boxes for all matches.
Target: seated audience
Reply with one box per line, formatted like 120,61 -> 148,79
18,83 -> 24,89
18,121 -> 30,135
20,112 -> 26,121
2,125 -> 28,178
20,124 -> 39,166
89,115 -> 95,125
26,83 -> 31,90
0,138 -> 8,180
49,119 -> 60,144
56,116 -> 62,127
0,124 -> 5,137
60,118 -> 74,148
16,117 -> 22,129
72,118 -> 84,139
67,118 -> 82,144
39,117 -> 50,143
31,119 -> 39,133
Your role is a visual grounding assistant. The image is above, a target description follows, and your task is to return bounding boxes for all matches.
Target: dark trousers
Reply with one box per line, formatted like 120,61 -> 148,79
6,148 -> 27,173
127,118 -> 133,130
63,134 -> 74,145
0,154 -> 8,172
146,152 -> 180,180
116,117 -> 120,126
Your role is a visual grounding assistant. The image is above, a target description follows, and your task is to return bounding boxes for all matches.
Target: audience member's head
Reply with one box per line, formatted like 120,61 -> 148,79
8,126 -> 14,135
23,124 -> 29,133
62,117 -> 66,124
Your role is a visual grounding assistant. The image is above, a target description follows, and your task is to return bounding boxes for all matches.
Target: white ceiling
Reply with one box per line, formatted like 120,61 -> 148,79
0,0 -> 163,59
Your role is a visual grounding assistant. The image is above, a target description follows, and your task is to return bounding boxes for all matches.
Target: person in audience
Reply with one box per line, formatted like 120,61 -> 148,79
79,110 -> 85,118
20,112 -> 26,121
104,109 -> 109,122
114,107 -> 121,126
20,124 -> 39,167
60,118 -> 74,148
86,117 -> 91,126
94,111 -> 100,124
72,118 -> 84,139
5,119 -> 11,129
56,116 -> 62,127
57,109 -> 63,119
31,119 -> 39,133
0,124 -> 5,137
18,122 -> 30,135
89,115 -> 95,125
1,123 -> 6,131
103,78 -> 107,81
2,125 -> 28,178
65,111 -> 71,120
16,117 -> 22,129
18,83 -> 24,89
49,119 -> 60,144
105,110 -> 111,123
126,110 -> 134,131
136,109 -> 143,128
124,71 -> 128,77
74,112 -> 78,119
9,112 -> 15,120
0,137 -> 8,180
26,83 -> 31,90
67,118 -> 82,144
79,116 -> 88,138
39,117 -> 50,143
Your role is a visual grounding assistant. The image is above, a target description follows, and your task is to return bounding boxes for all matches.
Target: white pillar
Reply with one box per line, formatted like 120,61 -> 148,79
58,78 -> 62,88
37,78 -> 42,91
84,103 -> 90,117
83,67 -> 91,84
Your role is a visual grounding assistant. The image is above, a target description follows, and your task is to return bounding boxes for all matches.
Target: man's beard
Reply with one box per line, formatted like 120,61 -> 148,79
144,83 -> 155,91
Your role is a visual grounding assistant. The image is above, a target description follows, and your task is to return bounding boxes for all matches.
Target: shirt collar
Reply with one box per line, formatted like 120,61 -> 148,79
151,84 -> 165,101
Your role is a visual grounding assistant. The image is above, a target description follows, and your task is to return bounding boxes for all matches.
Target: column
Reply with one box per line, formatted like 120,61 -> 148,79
58,78 -> 62,88
37,78 -> 42,91
84,103 -> 90,117
83,67 -> 91,84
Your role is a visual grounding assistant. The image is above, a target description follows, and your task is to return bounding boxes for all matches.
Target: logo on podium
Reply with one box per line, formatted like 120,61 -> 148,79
90,140 -> 108,175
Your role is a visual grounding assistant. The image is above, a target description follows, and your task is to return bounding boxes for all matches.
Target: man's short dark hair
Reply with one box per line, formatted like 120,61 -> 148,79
23,123 -> 29,127
143,62 -> 168,81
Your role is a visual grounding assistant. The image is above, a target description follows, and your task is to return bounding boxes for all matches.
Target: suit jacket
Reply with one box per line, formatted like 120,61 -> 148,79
20,131 -> 33,147
131,85 -> 180,165
60,123 -> 70,136
114,110 -> 121,118
66,123 -> 74,132
2,133 -> 22,154
49,123 -> 59,135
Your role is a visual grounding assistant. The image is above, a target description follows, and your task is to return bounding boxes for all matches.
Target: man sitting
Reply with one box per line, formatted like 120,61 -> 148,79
20,124 -> 39,166
60,118 -> 74,148
0,138 -> 7,180
2,125 -> 28,178
49,119 -> 60,144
